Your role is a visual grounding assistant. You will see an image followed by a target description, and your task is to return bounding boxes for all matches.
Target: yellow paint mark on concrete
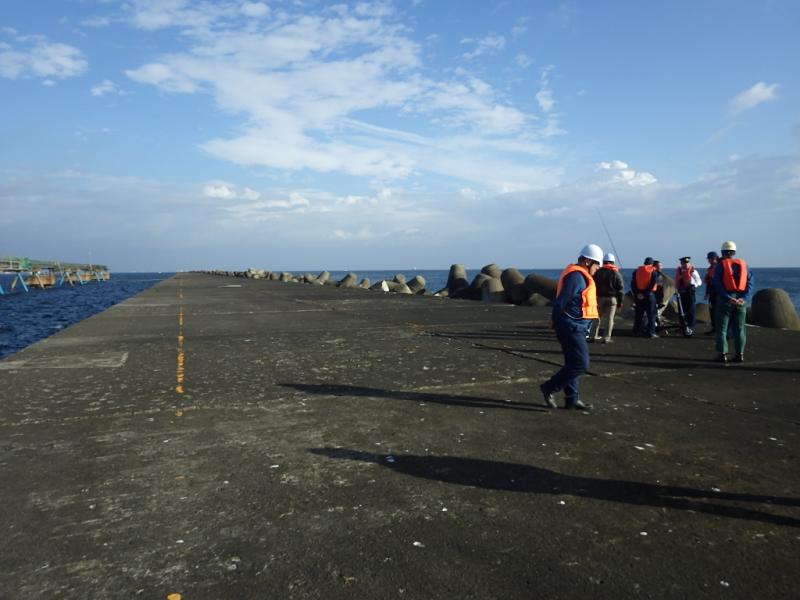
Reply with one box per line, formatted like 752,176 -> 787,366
175,409 -> 184,417
167,594 -> 182,600
176,282 -> 186,395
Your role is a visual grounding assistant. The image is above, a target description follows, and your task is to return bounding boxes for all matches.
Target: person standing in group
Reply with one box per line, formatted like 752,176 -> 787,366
675,256 -> 703,336
591,253 -> 624,343
713,241 -> 753,363
704,251 -> 719,334
631,257 -> 659,338
652,260 -> 668,331
540,244 -> 603,411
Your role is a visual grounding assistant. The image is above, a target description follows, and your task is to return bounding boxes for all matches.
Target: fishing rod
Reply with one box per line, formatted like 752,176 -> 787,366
597,208 -> 623,270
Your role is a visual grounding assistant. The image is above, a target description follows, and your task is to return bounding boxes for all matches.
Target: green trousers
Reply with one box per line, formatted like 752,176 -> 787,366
715,300 -> 746,355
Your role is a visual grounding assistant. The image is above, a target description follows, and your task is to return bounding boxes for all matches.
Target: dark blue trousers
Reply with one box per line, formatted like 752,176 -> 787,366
544,320 -> 590,403
678,288 -> 696,329
633,293 -> 656,336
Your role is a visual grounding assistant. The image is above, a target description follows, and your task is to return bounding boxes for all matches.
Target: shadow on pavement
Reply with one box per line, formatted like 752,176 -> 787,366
281,383 -> 547,413
310,448 -> 800,528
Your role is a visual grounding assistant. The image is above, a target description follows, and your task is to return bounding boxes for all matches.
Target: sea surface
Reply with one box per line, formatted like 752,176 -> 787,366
0,273 -> 173,359
1,268 -> 797,360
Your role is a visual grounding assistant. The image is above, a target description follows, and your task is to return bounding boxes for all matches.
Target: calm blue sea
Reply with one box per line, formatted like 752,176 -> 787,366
0,273 -> 173,359
1,268 -> 797,360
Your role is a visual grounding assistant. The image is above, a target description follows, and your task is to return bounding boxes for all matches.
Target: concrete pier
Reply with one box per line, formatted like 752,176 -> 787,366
1,273 -> 798,599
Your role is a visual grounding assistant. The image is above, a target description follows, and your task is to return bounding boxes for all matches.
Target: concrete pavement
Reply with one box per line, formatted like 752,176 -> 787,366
1,272 -> 798,599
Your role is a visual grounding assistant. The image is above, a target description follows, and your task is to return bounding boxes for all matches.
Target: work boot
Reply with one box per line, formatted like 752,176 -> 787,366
732,353 -> 744,363
565,399 -> 592,411
648,333 -> 659,339
540,384 -> 557,409
714,353 -> 728,364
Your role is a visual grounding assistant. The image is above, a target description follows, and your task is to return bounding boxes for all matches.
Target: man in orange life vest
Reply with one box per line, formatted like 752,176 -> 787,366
631,257 -> 659,338
712,240 -> 752,363
675,256 -> 703,336
540,244 -> 603,411
704,251 -> 719,334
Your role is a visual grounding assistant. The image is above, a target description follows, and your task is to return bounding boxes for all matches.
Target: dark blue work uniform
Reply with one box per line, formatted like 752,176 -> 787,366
542,271 -> 592,405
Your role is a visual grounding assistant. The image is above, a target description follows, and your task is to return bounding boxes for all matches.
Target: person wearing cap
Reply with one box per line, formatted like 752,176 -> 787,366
540,244 -> 603,411
652,260 -> 669,331
590,252 -> 624,343
712,241 -> 753,363
675,256 -> 703,336
704,251 -> 719,334
631,257 -> 659,338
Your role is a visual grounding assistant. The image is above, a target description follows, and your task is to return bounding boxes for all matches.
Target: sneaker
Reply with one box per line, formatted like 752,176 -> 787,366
648,333 -> 659,339
566,399 -> 592,411
714,353 -> 728,364
732,353 -> 744,363
602,337 -> 613,344
540,384 -> 557,408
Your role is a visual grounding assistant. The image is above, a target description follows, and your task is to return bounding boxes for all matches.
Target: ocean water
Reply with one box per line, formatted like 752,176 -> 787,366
1,268 -> 797,360
0,273 -> 173,359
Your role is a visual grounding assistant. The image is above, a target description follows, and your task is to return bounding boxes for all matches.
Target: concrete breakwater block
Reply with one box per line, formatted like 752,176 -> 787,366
317,271 -> 330,284
393,273 -> 407,284
370,280 -> 412,294
695,302 -> 711,323
524,272 -> 557,301
501,268 -> 527,305
750,288 -> 800,330
481,277 -> 506,303
527,292 -> 550,307
337,273 -> 358,288
462,273 -> 492,300
447,264 -> 469,298
481,263 -> 502,279
279,272 -> 293,282
407,275 -> 426,295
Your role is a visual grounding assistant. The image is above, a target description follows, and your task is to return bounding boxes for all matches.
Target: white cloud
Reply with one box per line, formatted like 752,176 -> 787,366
240,2 -> 269,18
511,17 -> 529,39
515,52 -> 533,68
91,79 -> 124,96
461,34 -> 506,59
0,37 -> 87,80
332,227 -> 378,240
536,89 -> 554,113
596,160 -> 657,187
203,181 -> 261,200
122,4 -> 562,191
729,82 -> 779,115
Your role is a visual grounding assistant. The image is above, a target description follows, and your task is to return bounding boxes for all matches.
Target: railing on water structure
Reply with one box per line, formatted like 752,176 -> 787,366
0,257 -> 110,295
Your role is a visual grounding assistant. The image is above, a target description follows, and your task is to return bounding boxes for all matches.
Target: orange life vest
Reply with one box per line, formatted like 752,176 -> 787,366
704,264 -> 717,286
602,264 -> 619,272
675,265 -> 695,289
556,264 -> 599,319
720,258 -> 748,293
634,265 -> 657,292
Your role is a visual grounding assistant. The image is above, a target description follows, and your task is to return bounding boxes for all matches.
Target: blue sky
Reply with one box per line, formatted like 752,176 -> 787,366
1,0 -> 798,270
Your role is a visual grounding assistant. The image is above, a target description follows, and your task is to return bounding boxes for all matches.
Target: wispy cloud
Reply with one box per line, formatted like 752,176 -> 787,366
0,34 -> 87,80
124,3 -> 557,191
597,160 -> 658,187
728,82 -> 779,115
461,34 -> 506,59
91,79 -> 125,96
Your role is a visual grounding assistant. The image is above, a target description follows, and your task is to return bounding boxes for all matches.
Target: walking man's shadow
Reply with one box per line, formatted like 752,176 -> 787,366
310,448 -> 800,528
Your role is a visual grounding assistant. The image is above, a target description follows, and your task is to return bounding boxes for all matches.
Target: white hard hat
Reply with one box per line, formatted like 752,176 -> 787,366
603,253 -> 616,263
579,243 -> 604,264
721,240 -> 737,252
